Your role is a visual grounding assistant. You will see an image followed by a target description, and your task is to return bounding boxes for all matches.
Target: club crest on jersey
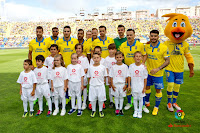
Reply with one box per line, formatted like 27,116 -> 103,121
71,41 -> 73,44
38,72 -> 41,76
157,48 -> 160,52
43,42 -> 45,45
135,46 -> 137,49
108,40 -> 110,43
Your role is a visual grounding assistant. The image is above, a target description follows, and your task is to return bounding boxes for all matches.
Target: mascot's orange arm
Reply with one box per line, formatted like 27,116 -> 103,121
184,53 -> 194,77
184,53 -> 194,65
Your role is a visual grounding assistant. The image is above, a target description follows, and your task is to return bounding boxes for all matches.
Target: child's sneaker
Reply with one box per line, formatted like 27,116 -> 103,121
99,111 -> 104,118
119,110 -> 124,116
46,110 -> 52,117
29,111 -> 34,117
103,103 -> 106,109
90,111 -> 96,117
115,110 -> 119,116
77,109 -> 82,116
142,105 -> 149,113
88,103 -> 92,110
152,107 -> 159,116
22,112 -> 28,118
52,109 -> 59,116
137,112 -> 142,118
167,103 -> 174,112
172,103 -> 181,110
60,109 -> 66,116
133,111 -> 137,118
109,102 -> 114,108
82,103 -> 87,110
68,109 -> 76,115
124,103 -> 132,110
35,110 -> 42,116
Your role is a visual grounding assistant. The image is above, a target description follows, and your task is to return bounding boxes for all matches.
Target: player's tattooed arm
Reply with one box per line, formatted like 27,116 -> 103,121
150,57 -> 170,75
28,50 -> 32,60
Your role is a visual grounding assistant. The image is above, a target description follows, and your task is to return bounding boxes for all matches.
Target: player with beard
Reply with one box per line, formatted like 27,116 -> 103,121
28,26 -> 50,68
143,30 -> 170,115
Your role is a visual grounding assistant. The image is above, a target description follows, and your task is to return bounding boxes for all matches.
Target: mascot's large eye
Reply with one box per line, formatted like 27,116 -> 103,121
172,22 -> 177,27
181,22 -> 186,27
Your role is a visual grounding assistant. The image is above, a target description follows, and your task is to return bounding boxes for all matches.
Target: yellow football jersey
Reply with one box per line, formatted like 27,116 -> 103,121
45,36 -> 59,56
164,40 -> 190,72
92,36 -> 114,58
84,38 -> 95,55
120,40 -> 146,66
145,42 -> 170,77
58,37 -> 79,67
29,38 -> 50,67
81,39 -> 89,56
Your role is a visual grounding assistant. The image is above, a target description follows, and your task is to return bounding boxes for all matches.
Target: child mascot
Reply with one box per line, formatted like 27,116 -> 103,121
162,13 -> 194,112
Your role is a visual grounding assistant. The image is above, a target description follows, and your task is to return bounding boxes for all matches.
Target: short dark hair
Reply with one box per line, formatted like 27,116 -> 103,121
93,52 -> 101,57
134,51 -> 143,57
24,59 -> 32,65
75,43 -> 83,51
94,46 -> 102,52
127,29 -> 135,34
150,30 -> 159,35
92,28 -> 98,31
35,55 -> 45,62
49,44 -> 58,51
99,25 -> 106,30
118,24 -> 125,30
115,51 -> 124,57
108,43 -> 116,50
63,26 -> 71,31
36,26 -> 43,32
52,27 -> 58,31
78,29 -> 84,34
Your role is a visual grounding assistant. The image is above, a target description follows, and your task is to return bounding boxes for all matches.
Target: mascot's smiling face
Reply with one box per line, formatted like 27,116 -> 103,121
162,13 -> 193,44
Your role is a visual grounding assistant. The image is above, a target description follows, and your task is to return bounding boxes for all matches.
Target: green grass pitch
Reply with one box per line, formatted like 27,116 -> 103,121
0,47 -> 199,133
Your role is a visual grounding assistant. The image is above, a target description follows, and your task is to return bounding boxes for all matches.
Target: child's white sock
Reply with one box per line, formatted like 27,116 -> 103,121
109,88 -> 113,103
29,101 -> 34,112
61,97 -> 66,110
91,101 -> 96,112
139,97 -> 143,113
134,98 -> 138,112
83,88 -> 87,105
99,101 -> 104,112
54,97 -> 59,110
46,98 -> 52,111
71,96 -> 76,109
119,97 -> 124,110
38,98 -> 43,111
23,100 -> 28,112
114,97 -> 119,110
77,96 -> 82,110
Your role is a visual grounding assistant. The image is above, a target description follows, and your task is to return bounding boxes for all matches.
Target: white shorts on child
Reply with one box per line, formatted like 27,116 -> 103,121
111,83 -> 126,98
36,83 -> 51,99
54,85 -> 66,99
132,92 -> 146,99
68,81 -> 81,97
89,84 -> 106,102
21,88 -> 36,101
